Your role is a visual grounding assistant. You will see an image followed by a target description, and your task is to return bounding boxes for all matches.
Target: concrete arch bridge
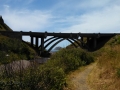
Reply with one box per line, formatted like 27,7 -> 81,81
0,31 -> 116,57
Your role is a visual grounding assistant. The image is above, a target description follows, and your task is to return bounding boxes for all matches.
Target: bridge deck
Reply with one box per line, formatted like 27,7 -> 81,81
0,31 -> 119,38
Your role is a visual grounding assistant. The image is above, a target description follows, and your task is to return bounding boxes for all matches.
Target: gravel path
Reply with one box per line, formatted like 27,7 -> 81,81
70,63 -> 96,90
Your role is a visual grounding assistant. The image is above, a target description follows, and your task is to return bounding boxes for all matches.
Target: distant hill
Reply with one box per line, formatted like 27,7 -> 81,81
0,16 -> 13,31
54,46 -> 62,50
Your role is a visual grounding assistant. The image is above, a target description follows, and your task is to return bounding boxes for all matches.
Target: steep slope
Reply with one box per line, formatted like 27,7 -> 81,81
64,35 -> 120,90
0,16 -> 37,64
0,16 -> 13,31
88,35 -> 120,90
0,35 -> 36,64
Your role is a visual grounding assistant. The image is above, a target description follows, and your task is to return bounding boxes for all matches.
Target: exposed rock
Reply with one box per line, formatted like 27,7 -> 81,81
0,15 -> 4,23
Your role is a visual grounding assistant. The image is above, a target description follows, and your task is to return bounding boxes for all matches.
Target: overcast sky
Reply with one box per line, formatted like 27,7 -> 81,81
0,0 -> 120,47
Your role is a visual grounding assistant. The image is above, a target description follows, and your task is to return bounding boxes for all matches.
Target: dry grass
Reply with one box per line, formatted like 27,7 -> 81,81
64,35 -> 120,90
88,41 -> 120,90
64,63 -> 96,90
64,65 -> 87,90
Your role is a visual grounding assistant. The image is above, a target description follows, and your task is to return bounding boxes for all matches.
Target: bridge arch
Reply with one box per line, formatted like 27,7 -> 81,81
67,39 -> 78,48
39,37 -> 79,50
44,37 -> 60,49
46,38 -> 82,53
39,36 -> 56,48
43,38 -> 80,50
47,38 -> 64,52
70,38 -> 81,47
39,37 -> 78,47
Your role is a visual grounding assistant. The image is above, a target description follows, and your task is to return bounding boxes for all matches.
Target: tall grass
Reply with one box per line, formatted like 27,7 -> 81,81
88,35 -> 120,90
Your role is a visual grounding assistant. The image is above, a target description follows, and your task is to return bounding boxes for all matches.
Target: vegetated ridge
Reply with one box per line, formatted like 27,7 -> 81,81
0,16 -> 13,31
88,35 -> 120,90
65,35 -> 120,90
67,35 -> 120,90
0,16 -> 37,64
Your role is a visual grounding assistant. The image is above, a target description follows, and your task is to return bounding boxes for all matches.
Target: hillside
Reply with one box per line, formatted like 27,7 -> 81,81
0,16 -> 37,64
87,35 -> 120,90
64,35 -> 120,90
0,34 -> 37,65
0,16 -> 13,31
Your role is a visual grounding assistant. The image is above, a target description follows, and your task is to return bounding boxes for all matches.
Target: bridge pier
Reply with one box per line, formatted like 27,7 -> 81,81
30,36 -> 45,56
30,36 -> 33,46
87,37 -> 90,49
41,37 -> 44,53
93,37 -> 97,49
35,37 -> 39,48
81,37 -> 84,47
87,37 -> 90,46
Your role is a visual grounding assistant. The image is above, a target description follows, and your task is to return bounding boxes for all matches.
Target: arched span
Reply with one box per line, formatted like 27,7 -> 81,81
39,36 -> 56,48
47,38 -> 79,52
44,36 -> 56,43
71,38 -> 90,48
79,39 -> 90,49
47,38 -> 65,53
44,37 -> 60,49
67,39 -> 77,48
44,38 -> 79,50
70,38 -> 81,47
40,37 -> 79,49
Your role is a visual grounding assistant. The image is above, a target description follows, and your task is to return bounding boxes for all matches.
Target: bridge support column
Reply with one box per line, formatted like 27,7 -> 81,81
30,36 -> 33,46
35,37 -> 39,48
41,37 -> 44,53
81,37 -> 84,47
20,31 -> 22,40
87,37 -> 90,49
93,38 -> 97,49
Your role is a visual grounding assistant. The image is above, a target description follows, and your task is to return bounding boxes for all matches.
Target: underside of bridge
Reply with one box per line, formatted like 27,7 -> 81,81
0,31 -> 115,57
30,35 -> 114,57
30,36 -> 81,57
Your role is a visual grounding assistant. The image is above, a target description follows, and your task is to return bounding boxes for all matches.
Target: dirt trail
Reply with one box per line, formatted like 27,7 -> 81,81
68,62 -> 96,90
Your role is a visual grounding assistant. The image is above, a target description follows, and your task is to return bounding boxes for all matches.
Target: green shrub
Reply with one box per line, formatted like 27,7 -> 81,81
21,65 -> 66,90
48,48 -> 94,73
0,45 -> 94,90
15,48 -> 93,89
117,36 -> 120,44
80,52 -> 94,65
0,35 -> 36,63
117,68 -> 120,77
